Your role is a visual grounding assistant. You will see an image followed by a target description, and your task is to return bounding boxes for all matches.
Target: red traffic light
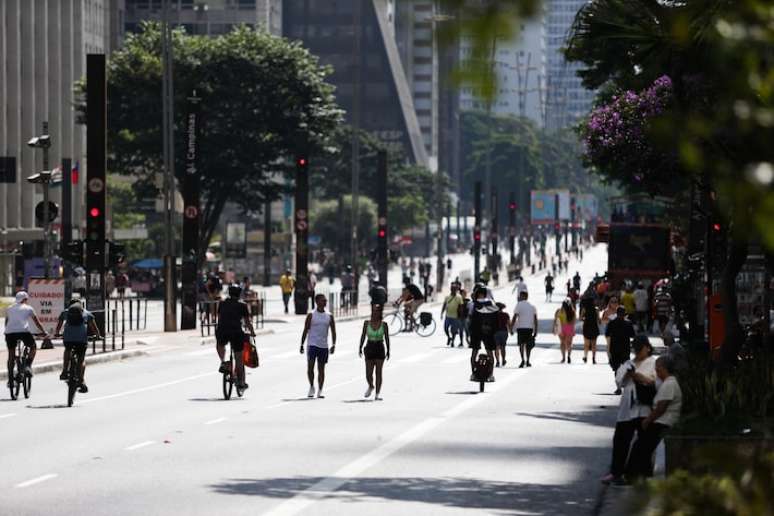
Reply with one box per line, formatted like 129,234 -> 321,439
474,232 -> 481,241
378,229 -> 386,238
89,207 -> 101,218
509,202 -> 517,210
297,157 -> 308,167
712,223 -> 721,232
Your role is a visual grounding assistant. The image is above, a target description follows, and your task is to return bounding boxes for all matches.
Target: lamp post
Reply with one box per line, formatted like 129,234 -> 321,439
27,128 -> 52,278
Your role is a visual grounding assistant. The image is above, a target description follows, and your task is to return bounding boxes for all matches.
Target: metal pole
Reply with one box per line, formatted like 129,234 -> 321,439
162,0 -> 177,331
42,122 -> 50,279
350,0 -> 362,278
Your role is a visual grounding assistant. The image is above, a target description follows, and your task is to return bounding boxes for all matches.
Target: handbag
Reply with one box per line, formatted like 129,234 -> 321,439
243,338 -> 259,368
635,381 -> 657,405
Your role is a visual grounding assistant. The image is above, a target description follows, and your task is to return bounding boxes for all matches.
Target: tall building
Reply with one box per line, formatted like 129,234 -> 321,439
124,0 -> 282,36
459,15 -> 547,127
545,0 -> 595,130
0,0 -> 123,250
283,0 -> 428,166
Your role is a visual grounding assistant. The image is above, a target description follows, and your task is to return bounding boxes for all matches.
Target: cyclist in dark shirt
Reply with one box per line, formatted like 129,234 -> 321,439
394,282 -> 425,331
216,285 -> 255,390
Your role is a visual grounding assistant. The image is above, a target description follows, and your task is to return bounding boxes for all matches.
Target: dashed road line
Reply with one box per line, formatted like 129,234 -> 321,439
77,371 -> 217,405
125,440 -> 156,451
204,417 -> 227,425
0,413 -> 17,420
15,474 -> 58,488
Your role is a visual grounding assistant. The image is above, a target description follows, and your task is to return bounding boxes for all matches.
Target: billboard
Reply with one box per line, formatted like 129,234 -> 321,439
225,221 -> 247,259
576,194 -> 598,220
531,190 -> 571,224
608,225 -> 671,274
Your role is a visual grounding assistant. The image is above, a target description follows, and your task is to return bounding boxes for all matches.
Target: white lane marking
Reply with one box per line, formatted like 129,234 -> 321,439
263,369 -> 525,516
16,474 -> 58,488
77,372 -> 216,405
204,417 -> 227,425
441,353 -> 470,364
0,413 -> 17,420
398,351 -> 435,364
125,440 -> 156,451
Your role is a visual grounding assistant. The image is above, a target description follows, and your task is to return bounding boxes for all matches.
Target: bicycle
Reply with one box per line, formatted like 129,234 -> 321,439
384,306 -> 436,337
7,338 -> 33,400
222,344 -> 245,400
63,337 -> 92,407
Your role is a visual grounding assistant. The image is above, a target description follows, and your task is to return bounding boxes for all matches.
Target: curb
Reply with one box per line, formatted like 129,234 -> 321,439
0,348 -> 149,381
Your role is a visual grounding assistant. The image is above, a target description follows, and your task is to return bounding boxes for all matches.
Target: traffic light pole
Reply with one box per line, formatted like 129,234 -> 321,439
162,0 -> 177,332
41,122 -> 51,279
294,156 -> 309,315
508,191 -> 516,265
490,188 -> 498,276
376,150 -> 388,287
554,193 -> 561,259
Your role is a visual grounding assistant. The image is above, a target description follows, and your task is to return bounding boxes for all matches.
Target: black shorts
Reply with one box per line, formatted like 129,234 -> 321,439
64,341 -> 88,353
216,331 -> 245,353
5,332 -> 36,350
364,340 -> 386,360
516,329 -> 535,348
470,334 -> 496,351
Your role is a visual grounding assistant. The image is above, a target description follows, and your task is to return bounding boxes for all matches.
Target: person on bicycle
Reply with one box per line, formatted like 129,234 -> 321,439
216,285 -> 255,390
300,294 -> 337,398
394,280 -> 424,332
54,299 -> 101,393
4,291 -> 47,387
469,285 -> 498,381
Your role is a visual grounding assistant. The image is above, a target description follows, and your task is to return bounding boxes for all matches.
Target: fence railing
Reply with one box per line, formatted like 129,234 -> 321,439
199,291 -> 266,337
328,290 -> 359,318
105,296 -> 148,333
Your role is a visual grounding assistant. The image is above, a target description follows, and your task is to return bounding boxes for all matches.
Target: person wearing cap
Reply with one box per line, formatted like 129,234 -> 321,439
4,291 -> 47,386
54,299 -> 101,393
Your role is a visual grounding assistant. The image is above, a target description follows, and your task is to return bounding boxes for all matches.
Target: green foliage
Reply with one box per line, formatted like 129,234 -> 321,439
636,451 -> 774,516
78,22 -> 342,254
310,196 -> 376,259
106,174 -> 152,261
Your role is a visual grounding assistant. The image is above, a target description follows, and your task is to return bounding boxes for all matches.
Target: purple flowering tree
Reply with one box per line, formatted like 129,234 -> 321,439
582,76 -> 679,193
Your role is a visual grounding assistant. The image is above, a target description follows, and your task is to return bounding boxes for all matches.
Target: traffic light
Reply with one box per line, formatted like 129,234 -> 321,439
108,240 -> 126,267
63,240 -> 84,266
509,201 -> 517,211
296,156 -> 308,169
474,228 -> 481,242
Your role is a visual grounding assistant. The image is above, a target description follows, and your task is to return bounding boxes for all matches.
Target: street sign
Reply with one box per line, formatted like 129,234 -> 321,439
35,201 -> 59,224
296,220 -> 308,232
308,235 -> 322,246
225,221 -> 247,258
88,177 -> 104,193
184,205 -> 198,219
27,278 -> 66,334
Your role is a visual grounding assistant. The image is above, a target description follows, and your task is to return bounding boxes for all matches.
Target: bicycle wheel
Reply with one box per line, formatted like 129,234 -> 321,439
222,371 -> 233,400
385,313 -> 403,336
415,318 -> 437,338
66,357 -> 78,407
23,373 -> 31,399
9,372 -> 18,401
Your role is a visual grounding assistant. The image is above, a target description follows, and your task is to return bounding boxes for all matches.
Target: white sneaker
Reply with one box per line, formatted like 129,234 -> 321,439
364,386 -> 374,398
375,394 -> 383,401
307,386 -> 315,398
317,391 -> 325,399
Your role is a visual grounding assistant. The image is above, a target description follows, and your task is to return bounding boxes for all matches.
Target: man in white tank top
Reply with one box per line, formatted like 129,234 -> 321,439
300,294 -> 337,398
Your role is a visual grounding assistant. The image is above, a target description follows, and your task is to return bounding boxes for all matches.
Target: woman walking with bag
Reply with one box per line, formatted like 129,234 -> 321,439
359,305 -> 390,400
554,300 -> 576,363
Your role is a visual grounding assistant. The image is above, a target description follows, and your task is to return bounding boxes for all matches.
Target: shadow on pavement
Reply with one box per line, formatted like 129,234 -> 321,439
26,404 -> 70,409
188,397 -> 232,402
341,399 -> 373,404
210,476 -> 597,515
444,390 -> 479,395
280,397 -> 316,402
513,408 -> 615,430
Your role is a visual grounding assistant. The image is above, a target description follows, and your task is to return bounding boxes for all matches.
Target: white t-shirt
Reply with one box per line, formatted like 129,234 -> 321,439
512,301 -> 537,330
633,289 -> 649,312
513,280 -> 528,296
308,310 -> 331,348
654,375 -> 682,427
4,303 -> 36,334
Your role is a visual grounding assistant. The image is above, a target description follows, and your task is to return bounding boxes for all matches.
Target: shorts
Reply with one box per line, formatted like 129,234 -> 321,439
364,340 -> 386,361
64,341 -> 88,353
444,317 -> 462,335
516,329 -> 535,349
216,331 -> 245,353
307,345 -> 329,363
5,332 -> 36,350
494,330 -> 509,348
470,334 -> 496,351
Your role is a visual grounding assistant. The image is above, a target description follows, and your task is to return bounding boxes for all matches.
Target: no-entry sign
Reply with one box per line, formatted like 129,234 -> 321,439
27,278 -> 66,334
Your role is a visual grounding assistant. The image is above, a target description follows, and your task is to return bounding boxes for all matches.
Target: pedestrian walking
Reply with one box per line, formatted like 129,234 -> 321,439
653,287 -> 673,334
300,294 -> 337,398
544,273 -> 555,302
600,295 -> 620,346
633,282 -> 649,331
600,336 -> 657,486
621,283 -> 636,318
626,355 -> 682,480
54,299 -> 101,394
572,271 -> 581,291
511,291 -> 538,368
358,304 -> 390,400
580,294 -> 600,364
554,300 -> 576,363
605,306 -> 635,394
494,302 -> 510,367
441,283 -> 464,347
341,265 -> 355,307
279,269 -> 295,314
511,275 -> 528,299
459,288 -> 471,347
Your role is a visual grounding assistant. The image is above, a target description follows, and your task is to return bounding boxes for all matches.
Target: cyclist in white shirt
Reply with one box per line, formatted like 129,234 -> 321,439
4,291 -> 47,385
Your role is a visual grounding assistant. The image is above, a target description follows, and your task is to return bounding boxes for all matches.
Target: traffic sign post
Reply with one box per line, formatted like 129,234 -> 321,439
181,89 -> 202,330
376,150 -> 388,287
474,181 -> 481,281
294,155 -> 310,315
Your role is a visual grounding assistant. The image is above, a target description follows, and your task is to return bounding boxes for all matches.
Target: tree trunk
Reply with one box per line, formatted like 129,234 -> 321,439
719,234 -> 749,365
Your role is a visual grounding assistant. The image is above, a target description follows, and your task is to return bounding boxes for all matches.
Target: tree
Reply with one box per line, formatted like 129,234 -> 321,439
77,23 -> 342,258
310,196 -> 377,261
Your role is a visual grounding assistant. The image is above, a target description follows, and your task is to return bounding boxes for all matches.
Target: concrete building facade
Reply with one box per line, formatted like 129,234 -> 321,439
0,0 -> 123,246
459,15 -> 547,127
545,0 -> 595,130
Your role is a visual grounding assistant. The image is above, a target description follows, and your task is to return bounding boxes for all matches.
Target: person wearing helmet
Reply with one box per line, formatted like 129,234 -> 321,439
4,291 -> 47,386
54,299 -> 101,393
215,285 -> 255,390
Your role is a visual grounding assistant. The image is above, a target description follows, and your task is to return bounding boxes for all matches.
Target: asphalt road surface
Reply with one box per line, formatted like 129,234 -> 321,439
1,245 -> 619,516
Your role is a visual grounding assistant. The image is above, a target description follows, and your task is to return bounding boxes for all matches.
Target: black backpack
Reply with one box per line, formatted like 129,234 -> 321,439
66,306 -> 84,326
476,303 -> 499,337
